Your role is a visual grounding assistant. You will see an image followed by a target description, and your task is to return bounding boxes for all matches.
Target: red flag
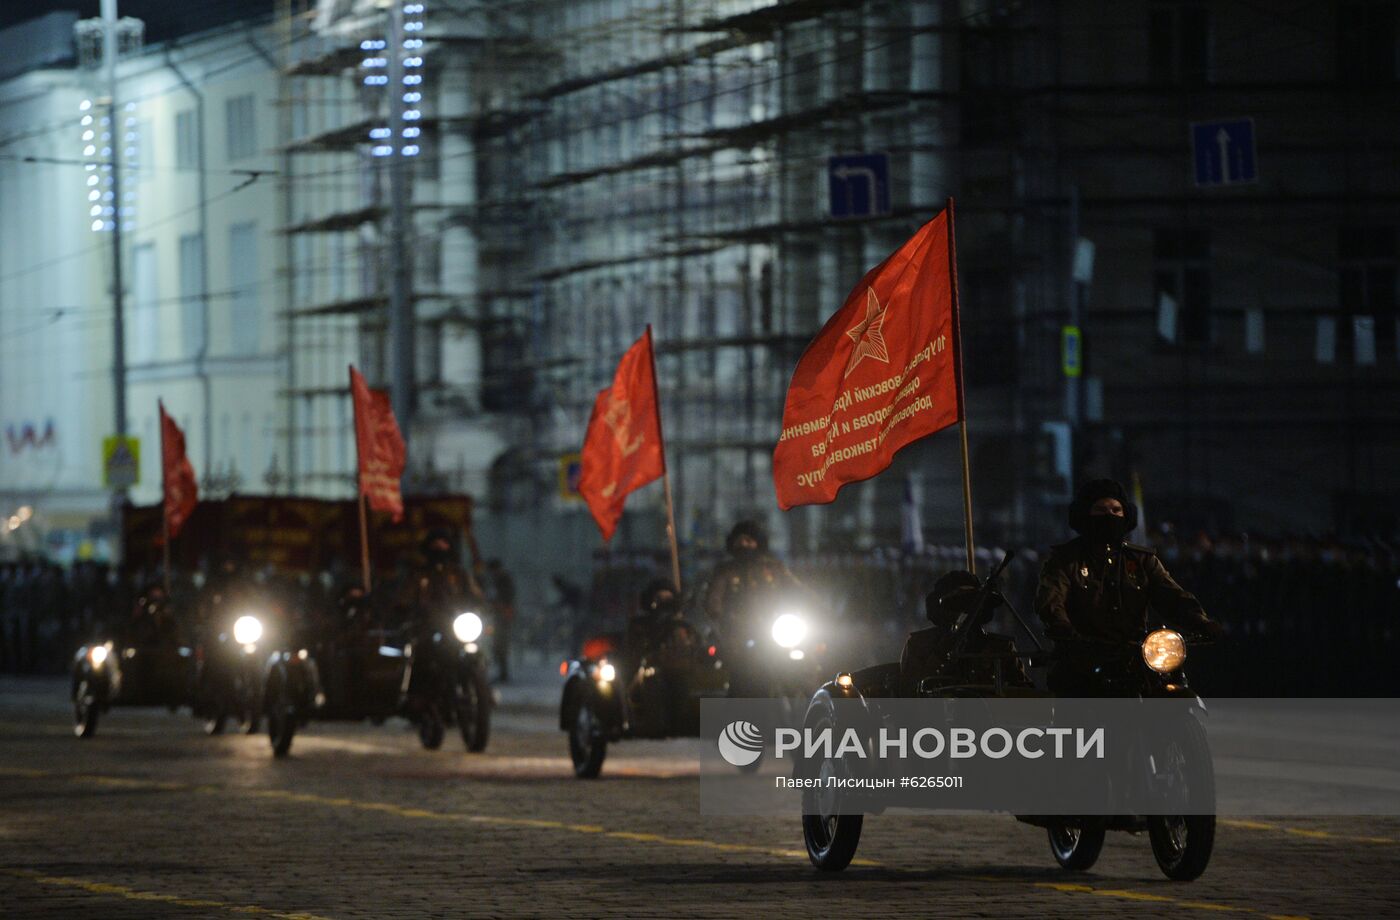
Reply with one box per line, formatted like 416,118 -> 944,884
578,330 -> 665,540
773,207 -> 963,509
159,402 -> 198,539
350,366 -> 407,523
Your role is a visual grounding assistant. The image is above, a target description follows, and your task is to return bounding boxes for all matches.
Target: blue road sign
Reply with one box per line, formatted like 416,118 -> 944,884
828,153 -> 891,218
1191,118 -> 1257,187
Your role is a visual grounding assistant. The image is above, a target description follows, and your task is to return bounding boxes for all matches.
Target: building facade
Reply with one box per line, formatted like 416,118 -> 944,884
0,14 -> 292,555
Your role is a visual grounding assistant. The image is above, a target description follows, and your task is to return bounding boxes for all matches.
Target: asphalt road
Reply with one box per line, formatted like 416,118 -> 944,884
2,676 -> 1398,919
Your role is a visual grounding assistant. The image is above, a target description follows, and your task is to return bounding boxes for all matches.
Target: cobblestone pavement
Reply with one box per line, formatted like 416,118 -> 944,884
2,677 -> 1398,919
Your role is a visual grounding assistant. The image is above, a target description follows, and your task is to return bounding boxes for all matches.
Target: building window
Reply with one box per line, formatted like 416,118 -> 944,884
228,222 -> 260,354
179,232 -> 205,358
175,109 -> 198,170
1149,2 -> 1210,85
1338,2 -> 1399,84
1339,226 -> 1397,343
1154,228 -> 1212,344
225,94 -> 256,161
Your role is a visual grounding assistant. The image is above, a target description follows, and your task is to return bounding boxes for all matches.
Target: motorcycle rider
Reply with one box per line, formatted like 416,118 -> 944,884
626,578 -> 682,661
403,529 -> 484,628
128,583 -> 178,647
702,520 -> 812,696
1035,478 -> 1223,694
625,577 -> 698,735
702,520 -> 804,637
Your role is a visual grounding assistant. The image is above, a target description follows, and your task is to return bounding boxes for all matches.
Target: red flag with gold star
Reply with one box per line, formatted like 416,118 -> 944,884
773,207 -> 963,509
578,330 -> 665,540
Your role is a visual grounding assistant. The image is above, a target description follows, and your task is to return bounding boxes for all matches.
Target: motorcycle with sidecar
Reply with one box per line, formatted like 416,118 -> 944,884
193,603 -> 290,736
560,604 -> 728,778
262,595 -> 491,758
72,591 -> 191,738
799,552 -> 1217,881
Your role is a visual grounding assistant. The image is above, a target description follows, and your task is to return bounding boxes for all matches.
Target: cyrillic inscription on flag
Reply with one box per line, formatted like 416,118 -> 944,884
773,210 -> 962,509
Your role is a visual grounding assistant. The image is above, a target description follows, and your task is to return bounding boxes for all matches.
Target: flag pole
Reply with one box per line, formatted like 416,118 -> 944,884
646,325 -> 682,592
350,366 -> 373,593
159,401 -> 171,596
945,197 -> 977,575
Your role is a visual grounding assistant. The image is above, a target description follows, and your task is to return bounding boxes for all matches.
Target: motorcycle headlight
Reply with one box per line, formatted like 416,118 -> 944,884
453,611 -> 483,644
771,612 -> 808,649
595,660 -> 616,683
233,615 -> 264,646
1142,629 -> 1186,673
88,645 -> 109,667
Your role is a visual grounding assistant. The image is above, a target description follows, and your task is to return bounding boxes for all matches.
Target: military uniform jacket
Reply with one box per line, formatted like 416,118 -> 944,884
1035,537 -> 1210,640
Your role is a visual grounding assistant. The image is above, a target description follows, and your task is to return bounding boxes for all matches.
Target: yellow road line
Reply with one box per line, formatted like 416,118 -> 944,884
2,768 -> 1327,919
0,868 -> 334,920
1220,818 -> 1397,846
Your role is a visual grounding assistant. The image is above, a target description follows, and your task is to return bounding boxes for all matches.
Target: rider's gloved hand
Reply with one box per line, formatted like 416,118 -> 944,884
1198,619 -> 1226,640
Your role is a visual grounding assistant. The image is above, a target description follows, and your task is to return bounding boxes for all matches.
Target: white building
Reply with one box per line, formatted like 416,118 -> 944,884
0,13 -> 293,555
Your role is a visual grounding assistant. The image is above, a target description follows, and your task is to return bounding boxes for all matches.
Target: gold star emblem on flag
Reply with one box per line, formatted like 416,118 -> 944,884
843,287 -> 890,377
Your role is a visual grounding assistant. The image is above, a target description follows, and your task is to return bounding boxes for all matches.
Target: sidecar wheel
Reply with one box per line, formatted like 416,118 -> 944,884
1149,815 -> 1214,880
1048,818 -> 1107,871
418,705 -> 445,750
73,680 -> 99,739
569,700 -> 607,778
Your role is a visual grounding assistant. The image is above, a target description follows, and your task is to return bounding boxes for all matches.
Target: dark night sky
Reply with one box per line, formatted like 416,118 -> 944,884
1,1 -> 276,43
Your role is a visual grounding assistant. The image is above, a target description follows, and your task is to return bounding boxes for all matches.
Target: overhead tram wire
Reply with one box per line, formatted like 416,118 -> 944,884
0,170 -> 264,287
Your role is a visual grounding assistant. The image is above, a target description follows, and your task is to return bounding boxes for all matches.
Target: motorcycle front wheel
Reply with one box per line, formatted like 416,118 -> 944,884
1149,815 -> 1214,880
1047,818 -> 1107,871
569,700 -> 607,778
266,672 -> 296,758
204,708 -> 228,736
418,704 -> 445,750
456,667 -> 491,753
73,679 -> 99,738
1148,714 -> 1215,880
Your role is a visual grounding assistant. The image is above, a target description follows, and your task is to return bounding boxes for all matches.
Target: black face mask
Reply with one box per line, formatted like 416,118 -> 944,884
1085,513 -> 1130,546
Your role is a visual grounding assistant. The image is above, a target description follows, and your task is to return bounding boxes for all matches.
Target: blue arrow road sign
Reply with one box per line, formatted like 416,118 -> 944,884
829,153 -> 891,218
1191,118 -> 1257,187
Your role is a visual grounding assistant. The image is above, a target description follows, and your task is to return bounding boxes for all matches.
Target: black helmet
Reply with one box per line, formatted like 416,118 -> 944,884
926,570 -> 981,624
422,528 -> 455,562
639,577 -> 679,614
1068,478 -> 1138,535
725,520 -> 768,555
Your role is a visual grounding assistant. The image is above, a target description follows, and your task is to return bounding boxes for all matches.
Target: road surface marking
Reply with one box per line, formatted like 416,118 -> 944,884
0,768 -> 1315,918
1,868 -> 334,920
1220,819 -> 1396,846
